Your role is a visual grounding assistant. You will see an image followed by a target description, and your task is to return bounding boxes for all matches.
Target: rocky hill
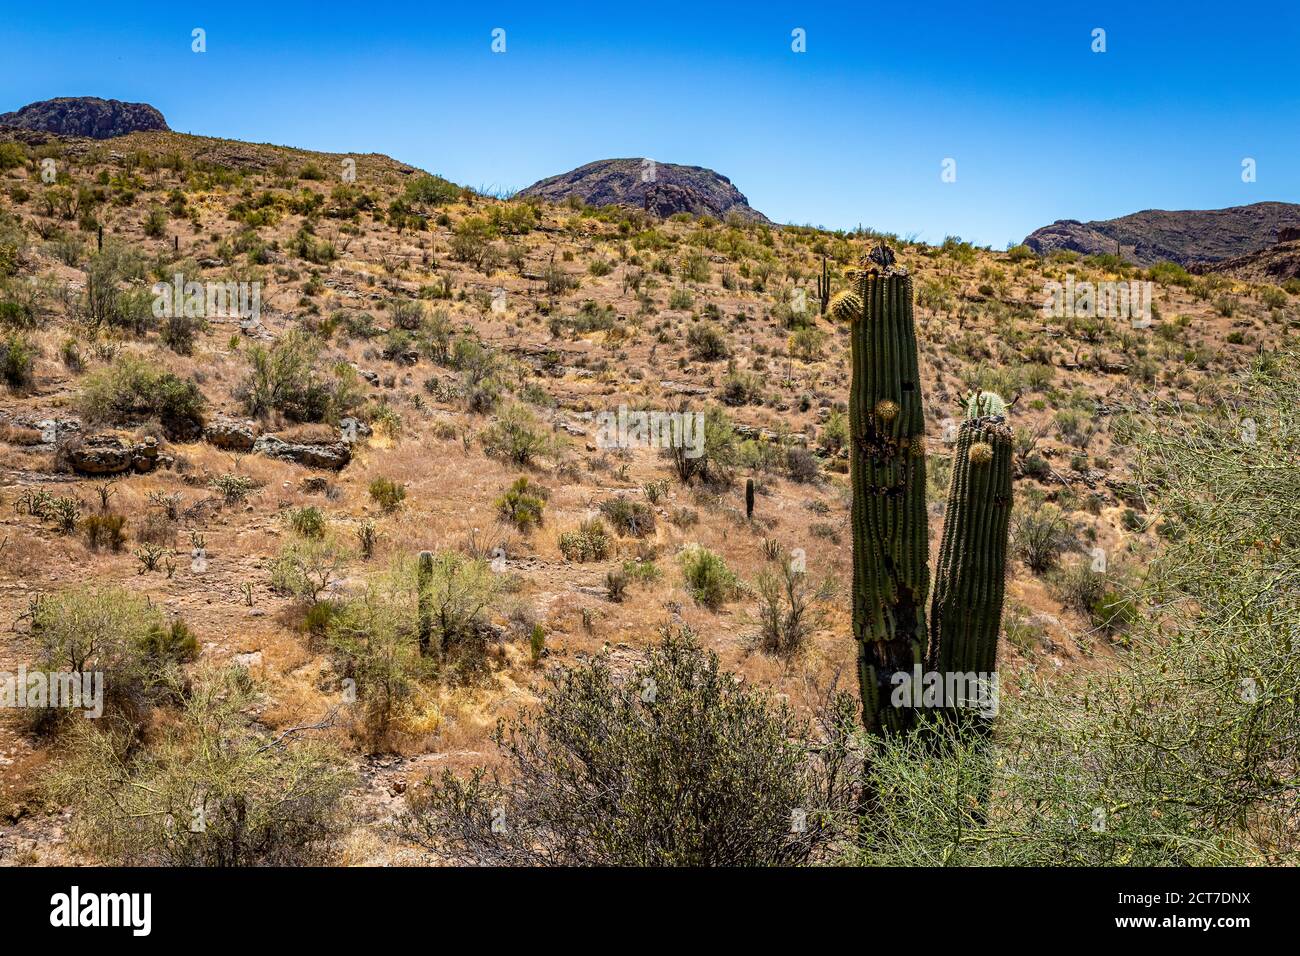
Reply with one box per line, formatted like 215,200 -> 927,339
1023,201 -> 1300,266
519,158 -> 770,223
0,96 -> 168,140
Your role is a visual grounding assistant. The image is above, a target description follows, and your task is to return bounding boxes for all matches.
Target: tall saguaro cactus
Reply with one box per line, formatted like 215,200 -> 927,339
837,245 -> 1013,736
417,550 -> 434,655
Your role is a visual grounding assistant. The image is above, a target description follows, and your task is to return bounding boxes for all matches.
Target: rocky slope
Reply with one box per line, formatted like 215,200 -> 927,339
519,158 -> 770,223
0,96 -> 168,140
1023,201 -> 1300,266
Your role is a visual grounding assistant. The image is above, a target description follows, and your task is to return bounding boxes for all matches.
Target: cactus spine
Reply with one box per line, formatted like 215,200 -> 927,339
745,477 -> 755,519
417,550 -> 434,655
841,247 -> 1013,737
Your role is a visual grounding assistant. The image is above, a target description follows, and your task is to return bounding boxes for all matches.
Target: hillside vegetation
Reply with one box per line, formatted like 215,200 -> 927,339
0,130 -> 1296,865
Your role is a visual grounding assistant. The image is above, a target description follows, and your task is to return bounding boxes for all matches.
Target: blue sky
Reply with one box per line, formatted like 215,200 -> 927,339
3,1 -> 1297,246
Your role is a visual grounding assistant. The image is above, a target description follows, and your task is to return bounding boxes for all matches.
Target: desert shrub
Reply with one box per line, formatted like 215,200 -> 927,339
368,476 -> 407,513
664,406 -> 736,486
495,476 -> 547,531
403,628 -> 859,865
785,446 -> 821,483
44,664 -> 352,866
679,545 -> 738,610
686,320 -> 729,360
26,588 -> 195,732
237,330 -> 359,423
413,550 -> 497,670
288,506 -> 327,538
788,327 -> 827,362
1,332 -> 35,388
558,519 -> 612,562
598,496 -> 656,537
1010,495 -> 1072,573
755,561 -> 834,657
81,244 -> 153,333
605,568 -> 628,602
269,534 -> 351,603
480,402 -> 553,465
77,355 -> 205,440
82,512 -> 128,551
325,575 -> 431,744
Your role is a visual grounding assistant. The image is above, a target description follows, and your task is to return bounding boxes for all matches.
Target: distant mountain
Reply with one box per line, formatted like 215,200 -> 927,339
519,158 -> 770,223
1193,227 -> 1300,284
0,96 -> 168,140
1022,202 -> 1300,267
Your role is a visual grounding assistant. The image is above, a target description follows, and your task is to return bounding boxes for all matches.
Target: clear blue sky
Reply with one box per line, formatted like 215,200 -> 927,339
4,0 -> 1297,246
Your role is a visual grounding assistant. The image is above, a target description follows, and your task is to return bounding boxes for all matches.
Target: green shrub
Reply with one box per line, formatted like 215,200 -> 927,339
1,332 -> 35,388
43,664 -> 352,865
403,628 -> 858,865
495,476 -> 547,531
598,496 -> 656,537
558,519 -> 612,562
289,506 -> 327,538
82,513 -> 128,551
679,545 -> 738,610
77,355 -> 205,439
480,402 -> 553,465
368,477 -> 407,513
686,320 -> 728,360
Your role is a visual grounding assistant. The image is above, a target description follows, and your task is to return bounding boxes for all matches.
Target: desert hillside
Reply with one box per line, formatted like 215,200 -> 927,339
0,128 -> 1296,865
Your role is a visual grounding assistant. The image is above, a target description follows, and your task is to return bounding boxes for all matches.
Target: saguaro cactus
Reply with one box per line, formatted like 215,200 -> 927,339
745,477 -> 755,519
838,245 -> 1013,736
815,255 -> 830,315
417,550 -> 434,655
928,415 -> 1013,728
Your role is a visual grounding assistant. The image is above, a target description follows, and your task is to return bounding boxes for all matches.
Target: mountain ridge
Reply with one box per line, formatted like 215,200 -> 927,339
1023,201 -> 1300,266
519,158 -> 771,223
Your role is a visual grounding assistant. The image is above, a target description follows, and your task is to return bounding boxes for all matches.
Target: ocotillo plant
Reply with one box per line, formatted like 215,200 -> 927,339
417,550 -> 434,655
745,477 -> 755,519
836,245 -> 1013,736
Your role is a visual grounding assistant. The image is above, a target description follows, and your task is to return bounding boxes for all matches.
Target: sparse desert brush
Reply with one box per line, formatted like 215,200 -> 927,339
480,402 -> 554,465
25,587 -> 196,733
754,560 -> 834,657
403,628 -> 860,865
495,476 -> 547,531
678,544 -> 738,610
685,319 -> 727,359
1010,493 -> 1073,574
77,354 -> 206,440
1,331 -> 36,388
368,476 -> 407,513
558,518 -> 612,562
270,533 -> 351,604
82,512 -> 128,551
598,496 -> 655,537
43,663 -> 353,866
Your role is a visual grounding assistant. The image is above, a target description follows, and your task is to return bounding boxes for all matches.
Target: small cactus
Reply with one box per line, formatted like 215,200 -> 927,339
417,550 -> 434,655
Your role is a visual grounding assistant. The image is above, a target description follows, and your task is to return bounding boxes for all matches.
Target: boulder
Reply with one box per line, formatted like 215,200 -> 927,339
253,435 -> 351,470
204,417 -> 258,451
61,434 -> 161,475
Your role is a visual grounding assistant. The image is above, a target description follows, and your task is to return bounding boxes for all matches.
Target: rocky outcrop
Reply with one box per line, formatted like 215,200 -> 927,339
204,417 -> 258,452
60,434 -> 163,475
1193,238 -> 1300,284
253,435 -> 351,470
519,159 -> 770,223
0,97 -> 168,139
1022,202 -> 1300,267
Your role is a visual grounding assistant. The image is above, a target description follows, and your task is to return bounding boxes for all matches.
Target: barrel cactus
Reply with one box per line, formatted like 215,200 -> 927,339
838,245 -> 1013,736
